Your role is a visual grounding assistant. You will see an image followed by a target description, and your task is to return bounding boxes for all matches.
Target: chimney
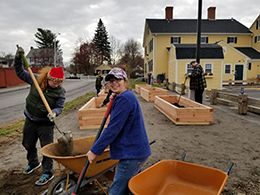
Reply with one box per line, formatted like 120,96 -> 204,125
165,6 -> 173,20
207,7 -> 216,20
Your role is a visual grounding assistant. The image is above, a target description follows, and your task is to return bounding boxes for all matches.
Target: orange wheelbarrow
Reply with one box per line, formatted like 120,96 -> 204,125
41,136 -> 118,195
129,159 -> 233,195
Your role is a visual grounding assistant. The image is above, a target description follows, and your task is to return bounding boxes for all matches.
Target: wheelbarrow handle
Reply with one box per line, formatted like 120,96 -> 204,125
72,94 -> 116,195
225,162 -> 234,175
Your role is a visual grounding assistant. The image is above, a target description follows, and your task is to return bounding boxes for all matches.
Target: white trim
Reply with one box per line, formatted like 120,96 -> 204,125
220,60 -> 223,89
152,36 -> 156,76
175,60 -> 178,83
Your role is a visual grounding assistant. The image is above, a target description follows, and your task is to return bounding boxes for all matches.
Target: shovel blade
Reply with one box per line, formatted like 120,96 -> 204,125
57,131 -> 73,156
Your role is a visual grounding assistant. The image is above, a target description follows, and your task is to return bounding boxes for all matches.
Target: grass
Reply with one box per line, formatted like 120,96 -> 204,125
0,92 -> 95,138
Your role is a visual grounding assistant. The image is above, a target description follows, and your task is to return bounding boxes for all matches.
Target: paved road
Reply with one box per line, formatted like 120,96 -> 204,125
0,78 -> 95,125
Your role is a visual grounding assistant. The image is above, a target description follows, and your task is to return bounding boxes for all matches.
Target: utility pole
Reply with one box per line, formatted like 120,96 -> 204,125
53,33 -> 60,67
54,38 -> 56,67
196,0 -> 202,63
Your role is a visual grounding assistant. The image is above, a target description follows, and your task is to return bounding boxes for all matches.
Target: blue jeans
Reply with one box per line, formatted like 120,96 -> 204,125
109,158 -> 147,195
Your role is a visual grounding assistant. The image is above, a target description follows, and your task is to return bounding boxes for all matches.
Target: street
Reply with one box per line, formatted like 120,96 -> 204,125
0,78 -> 95,125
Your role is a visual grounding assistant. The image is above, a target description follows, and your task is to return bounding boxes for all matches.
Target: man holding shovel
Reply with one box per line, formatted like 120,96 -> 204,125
14,47 -> 66,186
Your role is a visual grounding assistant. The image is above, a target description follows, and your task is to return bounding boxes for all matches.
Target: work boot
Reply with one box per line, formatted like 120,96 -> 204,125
35,173 -> 54,186
23,162 -> 41,175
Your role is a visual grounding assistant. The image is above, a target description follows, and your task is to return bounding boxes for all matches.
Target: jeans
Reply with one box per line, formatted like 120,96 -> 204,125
22,118 -> 54,174
109,158 -> 147,195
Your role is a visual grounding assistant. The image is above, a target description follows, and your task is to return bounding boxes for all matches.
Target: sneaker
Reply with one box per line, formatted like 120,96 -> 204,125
23,162 -> 41,175
35,173 -> 54,186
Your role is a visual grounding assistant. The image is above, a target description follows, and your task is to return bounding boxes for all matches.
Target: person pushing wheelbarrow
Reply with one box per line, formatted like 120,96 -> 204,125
86,67 -> 151,195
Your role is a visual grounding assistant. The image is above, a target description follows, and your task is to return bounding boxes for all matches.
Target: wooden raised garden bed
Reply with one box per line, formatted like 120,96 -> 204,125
135,84 -> 149,94
78,95 -> 109,130
140,86 -> 169,102
154,95 -> 213,125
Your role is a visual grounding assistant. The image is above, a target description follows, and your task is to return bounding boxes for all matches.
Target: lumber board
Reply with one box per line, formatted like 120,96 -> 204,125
154,95 -> 213,125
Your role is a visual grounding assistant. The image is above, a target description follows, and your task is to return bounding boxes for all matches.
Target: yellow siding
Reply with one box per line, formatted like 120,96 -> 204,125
247,61 -> 260,81
154,35 -> 171,77
218,41 -> 248,81
250,16 -> 260,52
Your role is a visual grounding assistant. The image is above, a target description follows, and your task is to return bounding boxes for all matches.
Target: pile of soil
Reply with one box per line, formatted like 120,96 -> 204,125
0,94 -> 260,194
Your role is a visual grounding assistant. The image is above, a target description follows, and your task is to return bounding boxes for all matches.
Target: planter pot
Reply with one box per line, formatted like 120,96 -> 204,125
78,95 -> 109,130
154,95 -> 213,125
140,86 -> 169,102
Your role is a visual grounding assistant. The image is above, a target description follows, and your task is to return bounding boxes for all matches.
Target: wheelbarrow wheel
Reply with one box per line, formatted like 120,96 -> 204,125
47,174 -> 77,195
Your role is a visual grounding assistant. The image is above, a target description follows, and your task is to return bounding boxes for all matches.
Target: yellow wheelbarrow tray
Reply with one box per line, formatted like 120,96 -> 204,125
129,159 -> 230,195
41,135 -> 118,178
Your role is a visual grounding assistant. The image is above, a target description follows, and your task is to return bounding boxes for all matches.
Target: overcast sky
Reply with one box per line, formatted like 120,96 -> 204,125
0,0 -> 259,64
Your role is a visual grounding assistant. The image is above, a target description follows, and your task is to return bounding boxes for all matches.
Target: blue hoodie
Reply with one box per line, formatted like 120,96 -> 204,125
91,90 -> 151,160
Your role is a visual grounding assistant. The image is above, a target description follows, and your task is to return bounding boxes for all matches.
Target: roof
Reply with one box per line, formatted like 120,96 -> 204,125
146,19 -> 251,34
26,48 -> 54,58
235,47 -> 260,59
95,64 -> 112,71
174,44 -> 224,59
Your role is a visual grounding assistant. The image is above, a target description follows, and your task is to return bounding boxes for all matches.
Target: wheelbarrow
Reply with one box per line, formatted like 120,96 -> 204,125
41,135 -> 118,195
129,159 -> 233,195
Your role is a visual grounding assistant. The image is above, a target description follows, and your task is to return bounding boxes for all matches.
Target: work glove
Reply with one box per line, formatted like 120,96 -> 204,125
185,73 -> 191,78
15,46 -> 25,58
47,112 -> 56,122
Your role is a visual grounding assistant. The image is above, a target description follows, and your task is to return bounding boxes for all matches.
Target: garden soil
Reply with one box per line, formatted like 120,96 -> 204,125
0,94 -> 260,195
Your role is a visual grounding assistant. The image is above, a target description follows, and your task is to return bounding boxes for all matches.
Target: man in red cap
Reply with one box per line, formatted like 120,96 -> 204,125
14,47 -> 66,186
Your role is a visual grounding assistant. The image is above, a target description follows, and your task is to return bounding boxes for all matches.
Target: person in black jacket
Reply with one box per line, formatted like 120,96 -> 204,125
95,71 -> 103,96
14,47 -> 66,186
188,61 -> 207,103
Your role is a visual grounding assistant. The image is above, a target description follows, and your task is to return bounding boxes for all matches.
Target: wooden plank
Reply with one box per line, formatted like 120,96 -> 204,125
154,95 -> 213,125
78,96 -> 110,130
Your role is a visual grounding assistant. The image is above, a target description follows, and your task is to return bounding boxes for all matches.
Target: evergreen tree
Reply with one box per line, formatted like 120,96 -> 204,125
92,19 -> 111,66
34,28 -> 62,53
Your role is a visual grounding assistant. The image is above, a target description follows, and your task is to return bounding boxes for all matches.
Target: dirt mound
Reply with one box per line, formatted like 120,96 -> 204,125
0,169 -> 47,195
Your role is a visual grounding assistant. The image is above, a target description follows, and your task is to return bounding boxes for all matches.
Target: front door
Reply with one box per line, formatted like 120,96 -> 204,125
235,65 -> 243,80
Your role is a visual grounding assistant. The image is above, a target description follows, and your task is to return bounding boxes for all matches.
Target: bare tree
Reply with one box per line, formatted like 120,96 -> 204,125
109,35 -> 122,65
118,39 -> 144,77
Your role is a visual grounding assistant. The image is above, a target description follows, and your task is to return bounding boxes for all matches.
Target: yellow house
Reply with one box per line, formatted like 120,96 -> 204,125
143,6 -> 260,89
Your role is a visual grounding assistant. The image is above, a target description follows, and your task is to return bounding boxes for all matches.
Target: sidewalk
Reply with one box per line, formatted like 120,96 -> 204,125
0,84 -> 30,94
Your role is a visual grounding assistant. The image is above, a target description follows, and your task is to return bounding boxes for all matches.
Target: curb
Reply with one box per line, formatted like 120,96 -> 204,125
0,85 -> 30,94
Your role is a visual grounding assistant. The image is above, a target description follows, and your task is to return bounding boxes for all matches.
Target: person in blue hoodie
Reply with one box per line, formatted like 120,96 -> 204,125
86,67 -> 151,195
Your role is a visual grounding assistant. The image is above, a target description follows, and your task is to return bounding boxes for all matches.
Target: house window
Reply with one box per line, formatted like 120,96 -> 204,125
186,64 -> 193,74
248,63 -> 252,70
149,39 -> 153,52
225,64 -> 231,74
227,37 -> 237,44
171,37 -> 181,44
201,36 -> 208,44
204,64 -> 213,74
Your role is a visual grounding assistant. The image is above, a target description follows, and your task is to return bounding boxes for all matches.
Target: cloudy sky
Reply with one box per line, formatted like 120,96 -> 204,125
0,0 -> 259,64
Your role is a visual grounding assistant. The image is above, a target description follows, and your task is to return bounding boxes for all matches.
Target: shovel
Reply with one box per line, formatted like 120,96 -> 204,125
17,45 -> 73,156
173,76 -> 188,108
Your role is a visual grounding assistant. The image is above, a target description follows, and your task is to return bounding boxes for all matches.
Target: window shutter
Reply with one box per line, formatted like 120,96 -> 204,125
235,37 -> 237,43
255,36 -> 257,43
170,37 -> 173,44
178,37 -> 181,44
206,37 -> 209,43
227,37 -> 230,43
257,21 -> 259,29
